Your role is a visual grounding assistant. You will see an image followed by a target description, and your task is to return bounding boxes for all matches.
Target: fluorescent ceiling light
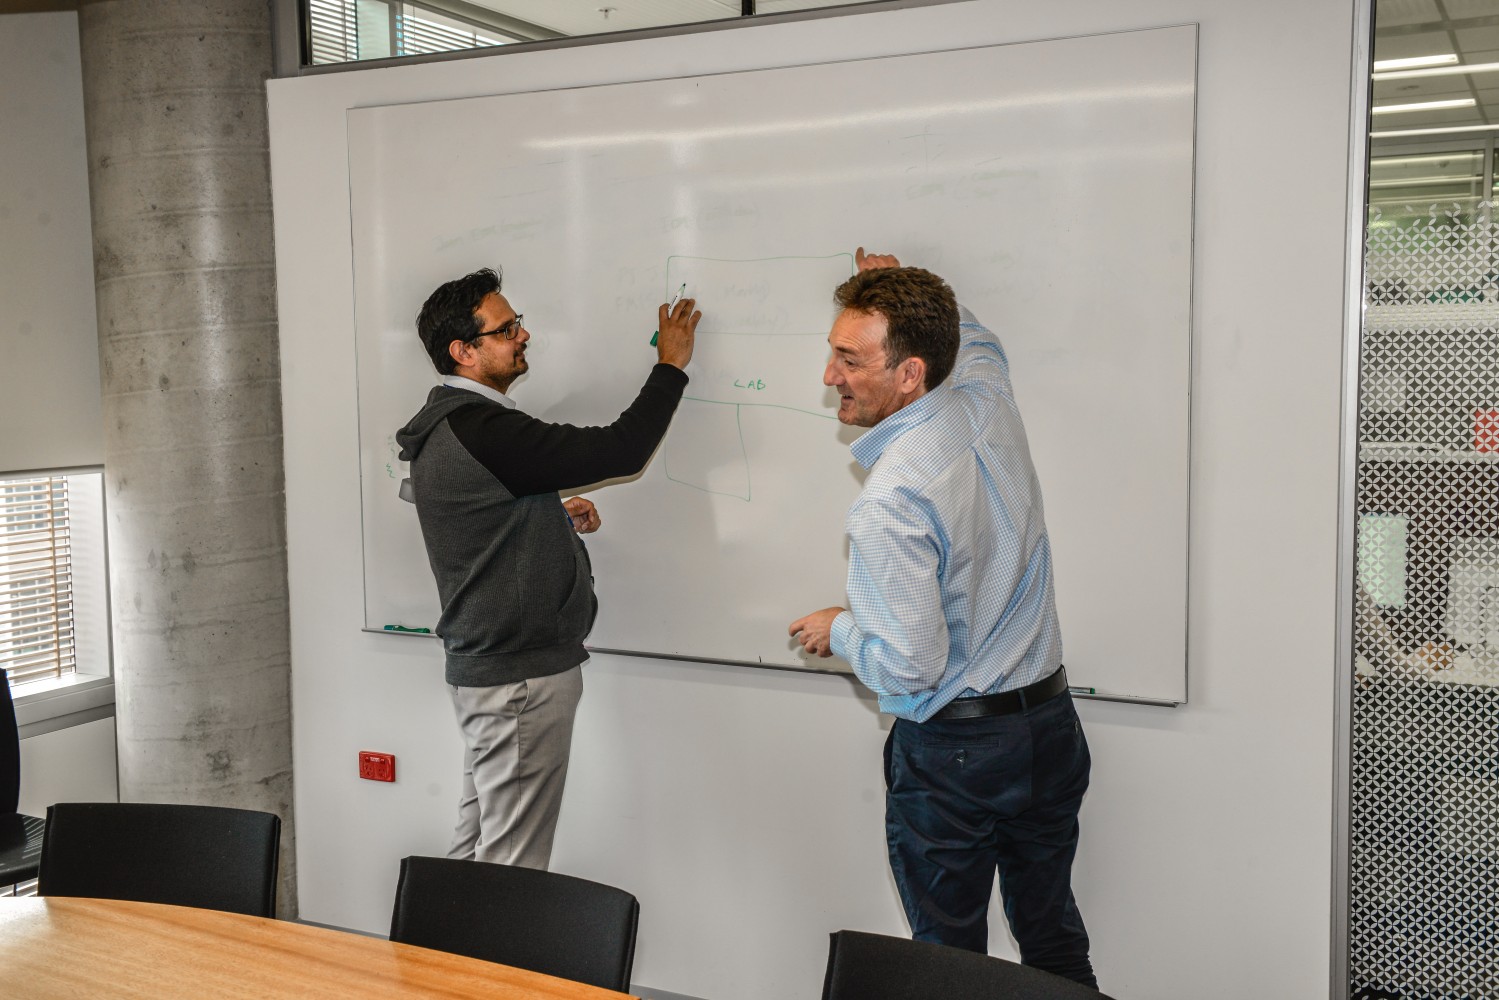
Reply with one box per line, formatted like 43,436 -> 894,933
1373,54 -> 1458,71
1368,175 -> 1482,189
1371,98 -> 1476,114
1372,123 -> 1499,139
1372,153 -> 1481,167
1374,60 -> 1499,81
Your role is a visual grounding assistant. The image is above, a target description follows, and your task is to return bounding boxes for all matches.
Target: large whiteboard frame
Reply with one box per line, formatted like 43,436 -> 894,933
349,25 -> 1196,703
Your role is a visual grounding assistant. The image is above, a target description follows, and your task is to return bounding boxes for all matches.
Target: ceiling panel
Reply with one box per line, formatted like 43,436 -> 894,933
1375,29 -> 1457,60
1442,0 -> 1499,20
1454,25 -> 1499,50
1375,110 -> 1490,131
1374,0 -> 1499,141
1376,77 -> 1478,98
1376,0 -> 1446,28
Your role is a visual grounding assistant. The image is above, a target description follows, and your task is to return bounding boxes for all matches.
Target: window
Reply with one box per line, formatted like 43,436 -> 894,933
0,471 -> 108,690
304,0 -> 876,68
308,0 -> 535,65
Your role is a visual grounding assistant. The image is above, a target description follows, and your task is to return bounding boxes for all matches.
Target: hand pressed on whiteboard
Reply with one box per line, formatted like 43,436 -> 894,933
789,607 -> 845,658
563,496 -> 601,534
656,296 -> 702,370
854,247 -> 901,272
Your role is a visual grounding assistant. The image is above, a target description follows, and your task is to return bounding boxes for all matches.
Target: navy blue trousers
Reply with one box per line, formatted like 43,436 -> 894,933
883,689 -> 1096,989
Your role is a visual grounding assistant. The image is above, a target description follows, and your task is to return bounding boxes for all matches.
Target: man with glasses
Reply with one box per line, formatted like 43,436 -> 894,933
396,266 -> 700,869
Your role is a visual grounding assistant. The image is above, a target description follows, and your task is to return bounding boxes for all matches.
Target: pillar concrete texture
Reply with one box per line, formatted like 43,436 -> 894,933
77,0 -> 295,914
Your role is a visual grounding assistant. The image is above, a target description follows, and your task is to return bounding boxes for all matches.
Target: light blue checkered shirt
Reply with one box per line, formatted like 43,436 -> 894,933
829,307 -> 1063,722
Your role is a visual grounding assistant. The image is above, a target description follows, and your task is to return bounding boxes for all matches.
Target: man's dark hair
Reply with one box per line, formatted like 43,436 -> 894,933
833,267 -> 959,390
416,267 -> 502,375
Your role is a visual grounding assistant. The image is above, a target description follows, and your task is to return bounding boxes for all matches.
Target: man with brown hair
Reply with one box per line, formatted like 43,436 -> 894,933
790,250 -> 1095,988
398,266 -> 700,870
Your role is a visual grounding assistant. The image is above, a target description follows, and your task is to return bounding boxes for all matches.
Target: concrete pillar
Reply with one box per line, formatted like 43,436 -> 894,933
77,0 -> 295,914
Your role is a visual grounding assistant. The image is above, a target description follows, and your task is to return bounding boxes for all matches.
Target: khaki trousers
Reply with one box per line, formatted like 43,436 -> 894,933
447,662 -> 584,870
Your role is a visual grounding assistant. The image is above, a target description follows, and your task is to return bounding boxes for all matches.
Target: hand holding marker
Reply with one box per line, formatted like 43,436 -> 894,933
653,286 -> 701,371
651,283 -> 688,347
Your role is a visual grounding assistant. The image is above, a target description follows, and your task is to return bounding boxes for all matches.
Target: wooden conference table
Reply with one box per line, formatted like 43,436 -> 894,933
0,896 -> 629,999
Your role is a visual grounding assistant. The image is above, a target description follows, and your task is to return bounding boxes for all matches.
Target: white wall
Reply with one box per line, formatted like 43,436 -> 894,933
2,11 -> 118,820
0,11 -> 103,475
19,718 -> 119,817
269,2 -> 1357,997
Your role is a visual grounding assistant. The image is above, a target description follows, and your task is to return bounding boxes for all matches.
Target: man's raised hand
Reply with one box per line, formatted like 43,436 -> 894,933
855,247 -> 901,272
656,297 -> 702,370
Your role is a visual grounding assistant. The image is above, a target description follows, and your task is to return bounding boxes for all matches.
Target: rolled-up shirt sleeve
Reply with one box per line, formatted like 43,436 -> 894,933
829,494 -> 949,697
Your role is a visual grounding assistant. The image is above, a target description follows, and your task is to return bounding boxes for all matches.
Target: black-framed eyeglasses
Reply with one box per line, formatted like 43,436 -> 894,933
472,313 -> 524,342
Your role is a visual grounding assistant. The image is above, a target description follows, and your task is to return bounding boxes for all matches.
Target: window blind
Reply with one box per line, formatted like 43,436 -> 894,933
308,0 -> 509,64
309,0 -> 360,64
394,10 -> 506,57
0,476 -> 75,686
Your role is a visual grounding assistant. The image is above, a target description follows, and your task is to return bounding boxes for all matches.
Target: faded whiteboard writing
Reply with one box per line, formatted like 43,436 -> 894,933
347,25 -> 1197,702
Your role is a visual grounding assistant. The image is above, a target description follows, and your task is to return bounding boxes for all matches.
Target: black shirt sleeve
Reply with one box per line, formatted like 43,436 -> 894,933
446,363 -> 689,497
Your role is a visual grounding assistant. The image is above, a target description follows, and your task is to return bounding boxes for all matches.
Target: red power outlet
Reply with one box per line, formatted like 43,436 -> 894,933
358,750 -> 396,782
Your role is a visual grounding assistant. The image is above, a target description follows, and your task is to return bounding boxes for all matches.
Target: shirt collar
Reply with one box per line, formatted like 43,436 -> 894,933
849,385 -> 944,469
443,374 -> 515,409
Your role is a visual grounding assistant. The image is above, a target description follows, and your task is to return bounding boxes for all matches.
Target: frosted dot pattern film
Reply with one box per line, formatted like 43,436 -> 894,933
1352,200 -> 1499,1000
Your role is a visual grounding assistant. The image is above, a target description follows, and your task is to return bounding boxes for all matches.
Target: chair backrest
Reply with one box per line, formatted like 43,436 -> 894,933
1,675 -> 20,815
390,855 -> 639,992
38,802 -> 281,917
822,930 -> 1112,1000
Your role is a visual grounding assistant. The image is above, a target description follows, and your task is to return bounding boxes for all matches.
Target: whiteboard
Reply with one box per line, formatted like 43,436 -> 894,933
349,25 -> 1196,703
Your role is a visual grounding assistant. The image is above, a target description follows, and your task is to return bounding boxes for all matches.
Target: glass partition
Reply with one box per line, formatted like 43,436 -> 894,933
1368,148 -> 1487,231
1349,3 -> 1499,997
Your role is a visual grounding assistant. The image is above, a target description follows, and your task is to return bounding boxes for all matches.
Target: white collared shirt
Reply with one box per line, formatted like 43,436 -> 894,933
443,374 -> 516,409
400,376 -> 518,505
828,307 -> 1061,722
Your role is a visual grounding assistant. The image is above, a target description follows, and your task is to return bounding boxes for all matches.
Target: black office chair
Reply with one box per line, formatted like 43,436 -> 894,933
0,675 -> 45,887
38,802 -> 281,917
822,930 -> 1114,1000
390,855 -> 639,992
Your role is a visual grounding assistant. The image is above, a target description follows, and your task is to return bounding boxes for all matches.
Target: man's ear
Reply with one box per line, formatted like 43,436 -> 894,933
448,339 -> 471,370
900,356 -> 927,395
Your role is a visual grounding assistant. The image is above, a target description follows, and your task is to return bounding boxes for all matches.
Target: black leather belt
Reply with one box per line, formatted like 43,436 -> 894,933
928,666 -> 1068,721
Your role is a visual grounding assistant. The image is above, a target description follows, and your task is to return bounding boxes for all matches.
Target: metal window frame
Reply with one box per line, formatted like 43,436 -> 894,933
1334,1 -> 1374,996
271,0 -> 966,77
